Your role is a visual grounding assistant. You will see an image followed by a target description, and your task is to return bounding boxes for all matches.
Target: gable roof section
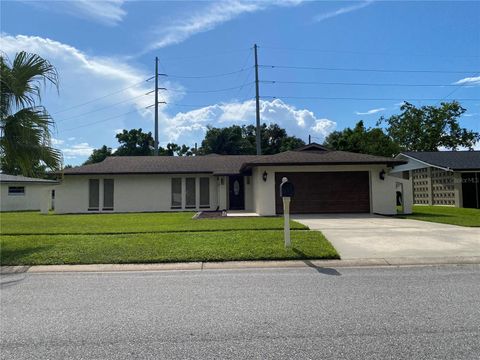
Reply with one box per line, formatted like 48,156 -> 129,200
399,151 -> 480,171
63,151 -> 405,176
294,143 -> 330,152
0,174 -> 58,184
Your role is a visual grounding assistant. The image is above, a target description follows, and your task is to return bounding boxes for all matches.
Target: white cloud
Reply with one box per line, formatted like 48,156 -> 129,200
454,76 -> 480,86
314,0 -> 374,22
145,0 -> 303,52
463,113 -> 479,117
1,34 -> 155,113
21,0 -> 126,26
355,107 -> 386,115
51,138 -> 65,145
163,98 -> 336,144
311,119 -> 336,139
61,142 -> 94,158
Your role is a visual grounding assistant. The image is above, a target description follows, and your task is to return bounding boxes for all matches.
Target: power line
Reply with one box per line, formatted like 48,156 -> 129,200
437,72 -> 480,103
167,82 -> 255,94
160,48 -> 251,62
261,95 -> 480,101
168,97 -> 255,108
167,67 -> 253,79
60,109 -> 140,133
56,93 -> 150,123
259,45 -> 480,59
260,64 -> 479,74
52,79 -> 151,115
261,80 -> 468,87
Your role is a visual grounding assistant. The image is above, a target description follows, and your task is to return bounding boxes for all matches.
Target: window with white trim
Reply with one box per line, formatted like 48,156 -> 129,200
199,177 -> 210,208
185,178 -> 196,208
88,179 -> 99,210
171,178 -> 182,208
103,179 -> 114,210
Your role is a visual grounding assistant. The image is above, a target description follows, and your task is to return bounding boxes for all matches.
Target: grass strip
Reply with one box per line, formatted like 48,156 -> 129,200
0,230 -> 338,266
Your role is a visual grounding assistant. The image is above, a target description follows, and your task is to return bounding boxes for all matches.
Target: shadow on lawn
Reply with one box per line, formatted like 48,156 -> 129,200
0,245 -> 53,268
292,248 -> 341,276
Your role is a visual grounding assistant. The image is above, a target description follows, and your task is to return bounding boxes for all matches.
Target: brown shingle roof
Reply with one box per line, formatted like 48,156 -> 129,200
63,155 -> 262,175
239,150 -> 406,171
63,150 -> 405,176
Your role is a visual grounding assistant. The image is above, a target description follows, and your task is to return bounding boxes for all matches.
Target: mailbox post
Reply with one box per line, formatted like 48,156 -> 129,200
280,177 -> 294,248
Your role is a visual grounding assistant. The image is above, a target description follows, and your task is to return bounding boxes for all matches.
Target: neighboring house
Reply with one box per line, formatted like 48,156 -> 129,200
56,143 -> 411,215
393,151 -> 480,209
0,174 -> 57,212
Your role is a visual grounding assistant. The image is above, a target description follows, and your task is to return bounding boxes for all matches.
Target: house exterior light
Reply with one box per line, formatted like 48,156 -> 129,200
262,171 -> 268,182
379,169 -> 386,180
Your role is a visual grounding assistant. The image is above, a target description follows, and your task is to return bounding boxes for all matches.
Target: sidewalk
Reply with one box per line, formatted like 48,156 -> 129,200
2,256 -> 479,274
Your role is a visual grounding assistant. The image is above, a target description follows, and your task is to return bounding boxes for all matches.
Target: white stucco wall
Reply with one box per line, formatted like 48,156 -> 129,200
251,165 -> 408,216
55,174 -> 218,214
244,175 -> 254,211
1,183 -> 54,212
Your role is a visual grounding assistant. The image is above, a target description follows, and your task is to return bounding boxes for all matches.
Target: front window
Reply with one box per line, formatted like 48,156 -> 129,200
103,179 -> 114,210
8,186 -> 25,196
185,178 -> 196,208
199,177 -> 210,208
88,179 -> 99,210
171,178 -> 182,208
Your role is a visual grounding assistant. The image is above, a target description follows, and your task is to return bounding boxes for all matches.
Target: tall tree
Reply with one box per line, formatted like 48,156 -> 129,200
0,52 -> 62,176
378,101 -> 479,151
200,123 -> 305,155
324,121 -> 400,157
114,128 -> 154,156
83,145 -> 112,165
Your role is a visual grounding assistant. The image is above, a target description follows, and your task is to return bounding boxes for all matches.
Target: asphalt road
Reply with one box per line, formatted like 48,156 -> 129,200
1,265 -> 479,360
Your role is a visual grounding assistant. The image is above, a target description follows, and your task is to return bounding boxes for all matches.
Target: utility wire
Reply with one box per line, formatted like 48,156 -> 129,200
160,48 -> 251,62
60,109 -> 141,133
260,64 -> 479,74
259,45 -> 480,59
52,79 -> 151,115
261,80 -> 468,87
437,72 -> 480,103
56,93 -> 150,123
167,67 -> 253,79
167,82 -> 255,94
168,97 -> 255,108
261,95 -> 480,101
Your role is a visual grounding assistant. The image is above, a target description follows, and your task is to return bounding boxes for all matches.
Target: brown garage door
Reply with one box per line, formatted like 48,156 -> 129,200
275,172 -> 370,214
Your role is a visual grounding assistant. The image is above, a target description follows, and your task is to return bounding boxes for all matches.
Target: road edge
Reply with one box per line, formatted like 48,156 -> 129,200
2,256 -> 480,274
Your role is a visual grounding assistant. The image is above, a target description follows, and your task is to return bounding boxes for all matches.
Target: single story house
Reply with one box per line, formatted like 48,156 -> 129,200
56,143 -> 411,215
0,174 -> 57,212
392,151 -> 480,209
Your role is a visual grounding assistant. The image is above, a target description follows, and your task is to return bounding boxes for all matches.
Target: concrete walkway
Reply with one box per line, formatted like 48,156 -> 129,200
293,214 -> 480,259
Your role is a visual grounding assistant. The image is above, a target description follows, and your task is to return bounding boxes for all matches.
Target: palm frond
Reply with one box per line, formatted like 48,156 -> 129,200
0,107 -> 62,176
2,51 -> 59,114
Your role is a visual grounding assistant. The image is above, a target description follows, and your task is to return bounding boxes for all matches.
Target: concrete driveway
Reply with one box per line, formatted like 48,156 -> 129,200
293,214 -> 480,260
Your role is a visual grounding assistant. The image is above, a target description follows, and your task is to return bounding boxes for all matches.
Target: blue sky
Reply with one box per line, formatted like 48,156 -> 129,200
2,0 -> 479,165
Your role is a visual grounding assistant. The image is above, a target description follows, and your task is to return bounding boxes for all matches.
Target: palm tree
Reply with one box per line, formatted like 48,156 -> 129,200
0,51 -> 61,177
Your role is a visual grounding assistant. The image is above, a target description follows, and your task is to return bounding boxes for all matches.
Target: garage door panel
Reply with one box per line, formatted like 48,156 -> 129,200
275,171 -> 370,214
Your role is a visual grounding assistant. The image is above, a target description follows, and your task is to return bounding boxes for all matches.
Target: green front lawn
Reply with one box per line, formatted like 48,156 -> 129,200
0,230 -> 338,266
399,206 -> 480,227
0,211 -> 307,235
0,211 -> 338,265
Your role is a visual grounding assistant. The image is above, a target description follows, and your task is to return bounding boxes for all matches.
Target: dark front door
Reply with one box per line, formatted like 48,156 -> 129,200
275,171 -> 371,214
229,175 -> 245,210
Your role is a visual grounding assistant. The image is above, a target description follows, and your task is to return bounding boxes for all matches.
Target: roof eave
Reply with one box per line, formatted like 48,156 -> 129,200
240,160 -> 406,172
